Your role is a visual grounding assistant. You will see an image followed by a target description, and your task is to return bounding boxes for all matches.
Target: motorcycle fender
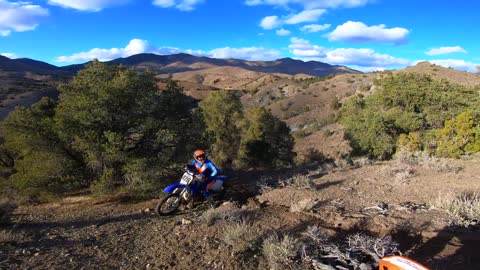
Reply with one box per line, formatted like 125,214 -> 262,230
163,183 -> 186,193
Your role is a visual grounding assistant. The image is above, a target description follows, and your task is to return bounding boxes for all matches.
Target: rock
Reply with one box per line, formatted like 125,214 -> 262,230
359,263 -> 372,270
181,218 -> 192,225
143,208 -> 151,213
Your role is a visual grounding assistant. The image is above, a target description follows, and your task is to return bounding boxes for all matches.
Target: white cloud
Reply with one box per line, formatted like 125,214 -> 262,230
56,39 -> 282,63
288,37 -> 326,57
289,37 -> 409,68
260,9 -> 326,30
322,48 -> 410,67
153,0 -> 175,7
245,0 -> 371,9
284,9 -> 326,24
0,0 -> 49,36
57,39 -> 160,62
153,0 -> 204,11
426,46 -> 467,56
208,47 -> 281,60
260,16 -> 281,29
48,0 -> 128,11
300,23 -> 331,33
327,21 -> 409,44
276,28 -> 291,36
1,52 -> 17,58
349,66 -> 386,72
414,59 -> 479,73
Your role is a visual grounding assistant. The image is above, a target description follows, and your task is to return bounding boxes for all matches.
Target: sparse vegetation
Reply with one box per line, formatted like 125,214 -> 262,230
290,198 -> 317,212
433,191 -> 480,228
222,220 -> 261,254
0,229 -> 22,243
262,226 -> 401,270
201,203 -> 250,225
382,162 -> 415,181
394,151 -> 463,173
262,234 -> 299,270
287,174 -> 316,190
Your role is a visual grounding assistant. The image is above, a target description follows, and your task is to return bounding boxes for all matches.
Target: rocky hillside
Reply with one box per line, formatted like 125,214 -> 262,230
0,53 -> 356,122
403,62 -> 480,87
0,56 -> 71,122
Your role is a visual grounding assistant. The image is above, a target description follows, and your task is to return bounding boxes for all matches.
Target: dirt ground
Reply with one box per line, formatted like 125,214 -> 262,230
1,157 -> 479,270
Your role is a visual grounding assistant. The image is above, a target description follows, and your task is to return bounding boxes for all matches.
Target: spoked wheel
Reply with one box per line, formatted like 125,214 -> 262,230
155,194 -> 182,216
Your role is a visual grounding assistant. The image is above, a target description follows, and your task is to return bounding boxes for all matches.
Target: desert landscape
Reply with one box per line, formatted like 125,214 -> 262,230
1,1 -> 479,269
1,53 -> 479,270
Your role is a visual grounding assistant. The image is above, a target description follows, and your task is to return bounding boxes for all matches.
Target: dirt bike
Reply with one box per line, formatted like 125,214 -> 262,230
155,164 -> 227,216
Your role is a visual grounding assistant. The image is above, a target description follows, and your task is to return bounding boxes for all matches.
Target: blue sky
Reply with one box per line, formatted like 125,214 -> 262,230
0,0 -> 478,72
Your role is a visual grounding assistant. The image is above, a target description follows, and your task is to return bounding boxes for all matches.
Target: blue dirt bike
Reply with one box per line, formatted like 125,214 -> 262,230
155,164 -> 227,216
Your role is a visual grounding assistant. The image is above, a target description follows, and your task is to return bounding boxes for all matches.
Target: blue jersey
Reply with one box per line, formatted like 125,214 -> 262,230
191,159 -> 219,180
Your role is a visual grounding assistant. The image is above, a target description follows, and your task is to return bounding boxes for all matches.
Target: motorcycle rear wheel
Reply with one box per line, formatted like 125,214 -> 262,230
155,194 -> 182,216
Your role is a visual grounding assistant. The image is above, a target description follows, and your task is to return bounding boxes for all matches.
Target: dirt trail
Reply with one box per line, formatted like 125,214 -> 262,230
1,160 -> 480,270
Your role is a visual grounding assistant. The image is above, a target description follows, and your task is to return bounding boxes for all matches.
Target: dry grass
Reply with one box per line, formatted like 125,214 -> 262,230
288,174 -> 316,190
201,203 -> 250,225
257,173 -> 316,194
300,226 -> 401,269
395,151 -> 463,173
346,233 -> 400,262
256,175 -> 277,194
382,163 -> 415,181
417,153 -> 463,173
352,157 -> 373,167
432,190 -> 480,227
0,229 -> 21,243
262,234 -> 299,270
221,220 -> 262,254
290,198 -> 318,213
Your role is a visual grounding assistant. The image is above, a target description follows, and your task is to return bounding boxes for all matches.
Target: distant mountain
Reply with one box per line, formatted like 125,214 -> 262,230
60,53 -> 360,77
0,55 -> 69,75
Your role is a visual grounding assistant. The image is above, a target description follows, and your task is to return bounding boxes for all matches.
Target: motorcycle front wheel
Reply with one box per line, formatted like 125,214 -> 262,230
155,194 -> 182,216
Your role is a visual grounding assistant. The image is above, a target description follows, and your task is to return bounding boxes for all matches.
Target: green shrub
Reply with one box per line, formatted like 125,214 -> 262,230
396,132 -> 422,153
199,91 -> 243,168
340,73 -> 480,159
2,62 -> 199,200
236,107 -> 295,169
435,110 -> 480,158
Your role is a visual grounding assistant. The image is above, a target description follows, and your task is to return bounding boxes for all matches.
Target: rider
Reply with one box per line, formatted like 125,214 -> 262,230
191,149 -> 219,205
